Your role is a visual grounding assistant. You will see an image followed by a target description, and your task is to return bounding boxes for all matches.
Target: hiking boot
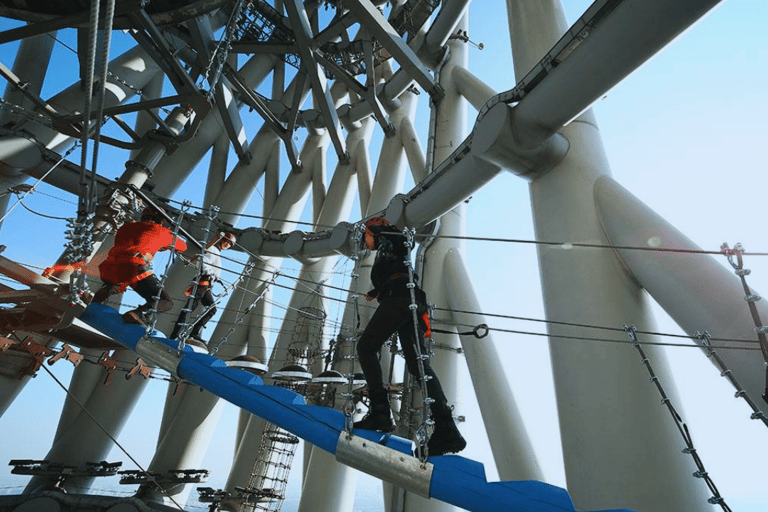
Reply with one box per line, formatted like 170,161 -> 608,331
184,337 -> 208,351
353,404 -> 395,432
428,421 -> 466,456
122,310 -> 146,325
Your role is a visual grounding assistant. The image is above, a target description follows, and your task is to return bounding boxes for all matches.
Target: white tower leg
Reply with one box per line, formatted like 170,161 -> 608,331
443,249 -> 543,480
402,14 -> 469,512
506,2 -> 712,509
595,176 -> 768,418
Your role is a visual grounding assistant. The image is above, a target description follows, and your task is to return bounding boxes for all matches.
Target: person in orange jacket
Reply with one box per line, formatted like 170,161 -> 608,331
93,206 -> 187,326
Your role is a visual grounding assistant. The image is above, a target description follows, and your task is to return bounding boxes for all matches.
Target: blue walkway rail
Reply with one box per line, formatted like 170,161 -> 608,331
80,303 -> 634,512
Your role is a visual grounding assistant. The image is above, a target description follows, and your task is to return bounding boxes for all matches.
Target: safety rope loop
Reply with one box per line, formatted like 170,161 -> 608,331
626,326 -> 733,511
209,267 -> 277,355
696,331 -> 768,428
146,201 -> 190,339
176,206 -> 219,346
65,212 -> 95,305
403,227 -> 431,461
720,243 -> 768,404
342,222 -> 366,434
202,0 -> 246,91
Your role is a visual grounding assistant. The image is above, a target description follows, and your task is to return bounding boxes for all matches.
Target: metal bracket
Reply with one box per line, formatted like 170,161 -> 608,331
47,344 -> 84,367
336,434 -> 431,498
98,351 -> 120,385
126,358 -> 151,380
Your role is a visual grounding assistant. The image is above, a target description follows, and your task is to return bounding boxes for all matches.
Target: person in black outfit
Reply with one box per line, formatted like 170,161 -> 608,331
354,217 -> 466,456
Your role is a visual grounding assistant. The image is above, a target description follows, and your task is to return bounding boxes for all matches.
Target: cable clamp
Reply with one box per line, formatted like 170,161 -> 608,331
472,324 -> 489,338
47,344 -> 83,367
707,496 -> 724,505
692,470 -> 708,478
98,351 -> 120,385
744,294 -> 761,303
623,324 -> 638,342
750,411 -> 766,420
126,358 -> 151,380
756,326 -> 768,334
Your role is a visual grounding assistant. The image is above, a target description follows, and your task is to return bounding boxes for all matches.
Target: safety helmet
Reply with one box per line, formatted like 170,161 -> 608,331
141,207 -> 165,224
363,216 -> 389,250
365,216 -> 390,229
217,232 -> 236,249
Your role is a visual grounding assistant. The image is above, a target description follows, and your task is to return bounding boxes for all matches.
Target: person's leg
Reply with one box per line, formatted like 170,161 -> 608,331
170,291 -> 201,339
128,275 -> 172,324
398,316 -> 466,455
354,296 -> 405,431
188,287 -> 216,340
92,281 -> 116,304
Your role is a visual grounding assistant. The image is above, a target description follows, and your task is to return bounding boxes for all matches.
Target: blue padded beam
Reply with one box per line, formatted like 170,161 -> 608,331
79,303 -> 635,512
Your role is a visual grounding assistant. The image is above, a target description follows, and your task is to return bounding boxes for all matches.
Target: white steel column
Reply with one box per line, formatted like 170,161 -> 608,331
443,249 -> 543,480
230,116 -> 375,512
146,124 -> 328,507
595,176 -> 768,418
0,29 -> 57,402
402,15 -> 468,512
292,120 -> 374,512
150,54 -> 277,197
506,1 -> 710,510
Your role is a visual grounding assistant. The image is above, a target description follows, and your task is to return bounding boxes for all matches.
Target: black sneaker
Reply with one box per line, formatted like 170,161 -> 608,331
353,410 -> 395,432
427,427 -> 467,456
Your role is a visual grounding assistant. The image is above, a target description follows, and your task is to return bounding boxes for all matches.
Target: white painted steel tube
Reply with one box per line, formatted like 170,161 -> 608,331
0,32 -> 56,127
443,249 -> 543,480
512,0 -> 723,150
230,118 -> 375,503
451,66 -> 497,112
595,176 -> 768,419
298,446 -> 357,512
406,16 -> 469,512
425,0 -> 472,51
147,120 -> 327,508
399,116 -> 426,184
508,2 -> 712,509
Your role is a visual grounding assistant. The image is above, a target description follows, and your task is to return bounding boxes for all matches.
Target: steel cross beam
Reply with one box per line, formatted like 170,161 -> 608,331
187,15 -> 249,163
343,0 -> 443,101
222,64 -> 302,170
283,0 -> 349,164
126,9 -> 201,100
314,49 -> 395,137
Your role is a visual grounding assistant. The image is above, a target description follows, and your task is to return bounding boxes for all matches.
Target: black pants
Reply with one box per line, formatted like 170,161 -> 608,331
356,294 -> 450,416
170,285 -> 216,340
94,274 -> 172,315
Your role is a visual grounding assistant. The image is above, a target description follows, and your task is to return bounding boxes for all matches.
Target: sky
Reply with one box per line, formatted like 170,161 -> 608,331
0,1 -> 767,511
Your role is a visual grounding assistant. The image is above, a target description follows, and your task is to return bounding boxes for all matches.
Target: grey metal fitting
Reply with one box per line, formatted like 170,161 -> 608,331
336,435 -> 431,498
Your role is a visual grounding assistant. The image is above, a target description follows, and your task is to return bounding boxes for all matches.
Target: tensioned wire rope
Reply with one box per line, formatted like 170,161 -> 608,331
8,252 -> 761,353
7,185 -> 766,351
9,30 -> 768,262
164,196 -> 768,258
39,364 -> 188,512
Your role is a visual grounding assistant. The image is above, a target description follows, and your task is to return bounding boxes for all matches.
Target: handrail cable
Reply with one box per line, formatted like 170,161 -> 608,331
625,326 -> 733,511
40,364 -> 186,512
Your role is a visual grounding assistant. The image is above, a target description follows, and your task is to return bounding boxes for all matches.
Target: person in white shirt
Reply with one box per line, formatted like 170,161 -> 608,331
170,232 -> 235,342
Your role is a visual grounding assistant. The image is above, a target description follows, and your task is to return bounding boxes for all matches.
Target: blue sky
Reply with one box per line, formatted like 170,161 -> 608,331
1,1 -> 767,511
